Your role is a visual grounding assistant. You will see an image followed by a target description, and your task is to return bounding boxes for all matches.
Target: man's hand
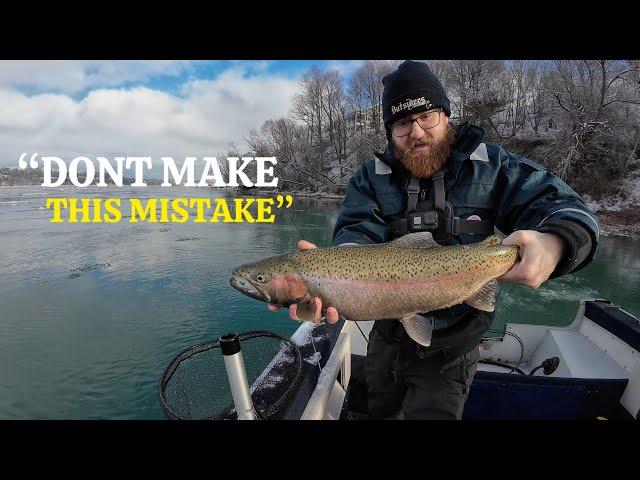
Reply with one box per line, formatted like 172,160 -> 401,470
499,230 -> 566,288
267,240 -> 341,324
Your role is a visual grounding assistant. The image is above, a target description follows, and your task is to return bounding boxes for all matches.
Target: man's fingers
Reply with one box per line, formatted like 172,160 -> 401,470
274,294 -> 336,325
502,229 -> 529,247
326,306 -> 340,324
500,233 -> 530,283
499,261 -> 524,282
499,257 -> 545,288
312,297 -> 323,323
289,303 -> 301,321
298,240 -> 318,250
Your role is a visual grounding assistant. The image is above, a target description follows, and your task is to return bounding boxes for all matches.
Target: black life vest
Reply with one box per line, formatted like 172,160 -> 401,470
390,170 -> 494,244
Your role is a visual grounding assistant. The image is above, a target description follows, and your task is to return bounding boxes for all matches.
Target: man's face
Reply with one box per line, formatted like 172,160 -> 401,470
391,109 -> 455,179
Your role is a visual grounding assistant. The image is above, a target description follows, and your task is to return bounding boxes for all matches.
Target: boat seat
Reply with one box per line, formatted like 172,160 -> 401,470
529,329 -> 629,380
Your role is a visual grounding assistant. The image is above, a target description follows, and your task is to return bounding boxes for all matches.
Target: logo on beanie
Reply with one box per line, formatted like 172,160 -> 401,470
391,97 -> 432,116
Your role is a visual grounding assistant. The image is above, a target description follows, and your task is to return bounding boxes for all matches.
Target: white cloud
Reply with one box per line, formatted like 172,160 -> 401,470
0,65 -> 300,173
0,60 -> 194,94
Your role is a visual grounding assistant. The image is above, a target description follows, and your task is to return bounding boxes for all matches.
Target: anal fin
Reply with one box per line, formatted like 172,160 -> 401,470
400,314 -> 434,347
464,279 -> 498,312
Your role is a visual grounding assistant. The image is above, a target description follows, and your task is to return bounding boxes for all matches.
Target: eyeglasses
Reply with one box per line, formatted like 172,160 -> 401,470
391,109 -> 442,137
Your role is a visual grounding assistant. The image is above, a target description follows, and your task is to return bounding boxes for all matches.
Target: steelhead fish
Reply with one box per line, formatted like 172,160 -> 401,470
230,232 -> 519,346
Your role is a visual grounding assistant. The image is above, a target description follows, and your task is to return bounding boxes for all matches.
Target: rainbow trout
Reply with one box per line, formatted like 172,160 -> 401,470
230,232 -> 519,346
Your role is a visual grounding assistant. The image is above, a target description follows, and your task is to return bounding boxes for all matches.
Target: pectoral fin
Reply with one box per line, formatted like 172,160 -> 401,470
464,279 -> 498,312
294,300 -> 321,322
400,314 -> 434,347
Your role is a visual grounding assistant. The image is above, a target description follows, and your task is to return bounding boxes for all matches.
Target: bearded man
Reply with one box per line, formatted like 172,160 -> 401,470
270,60 -> 600,419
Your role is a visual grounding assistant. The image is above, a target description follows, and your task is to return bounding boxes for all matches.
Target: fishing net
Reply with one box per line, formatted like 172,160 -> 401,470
159,330 -> 303,420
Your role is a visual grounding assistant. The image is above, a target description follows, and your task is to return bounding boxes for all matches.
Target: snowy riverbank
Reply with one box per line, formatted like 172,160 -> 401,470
585,171 -> 640,237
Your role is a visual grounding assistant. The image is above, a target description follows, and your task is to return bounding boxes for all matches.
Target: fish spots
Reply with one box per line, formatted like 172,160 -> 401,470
233,241 -> 519,313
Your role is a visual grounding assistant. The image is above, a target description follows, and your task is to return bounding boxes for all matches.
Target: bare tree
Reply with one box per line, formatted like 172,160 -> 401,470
544,60 -> 640,183
291,66 -> 326,159
439,60 -> 508,139
241,59 -> 640,199
347,61 -> 396,133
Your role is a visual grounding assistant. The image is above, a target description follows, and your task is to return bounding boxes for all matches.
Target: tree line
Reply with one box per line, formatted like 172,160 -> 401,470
244,60 -> 640,199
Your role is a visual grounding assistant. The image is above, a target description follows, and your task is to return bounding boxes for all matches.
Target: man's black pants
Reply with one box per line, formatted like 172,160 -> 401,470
364,321 -> 480,420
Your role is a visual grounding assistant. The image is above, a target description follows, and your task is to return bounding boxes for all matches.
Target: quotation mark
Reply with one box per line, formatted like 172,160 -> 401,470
18,152 -> 39,169
276,194 -> 293,208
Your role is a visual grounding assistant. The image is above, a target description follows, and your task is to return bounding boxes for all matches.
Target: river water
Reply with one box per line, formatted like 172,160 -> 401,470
1,186 -> 638,419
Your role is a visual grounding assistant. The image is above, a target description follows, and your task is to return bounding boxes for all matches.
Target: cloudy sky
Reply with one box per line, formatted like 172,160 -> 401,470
0,60 -> 367,175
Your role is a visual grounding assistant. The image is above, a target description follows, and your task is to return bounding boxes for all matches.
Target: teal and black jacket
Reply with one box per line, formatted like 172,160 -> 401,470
333,122 -> 599,278
332,122 -> 599,354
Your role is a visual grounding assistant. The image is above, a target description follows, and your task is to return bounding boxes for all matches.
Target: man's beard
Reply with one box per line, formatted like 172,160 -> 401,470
397,124 -> 456,179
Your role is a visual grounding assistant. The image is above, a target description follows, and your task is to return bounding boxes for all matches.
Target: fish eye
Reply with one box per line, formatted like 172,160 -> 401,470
255,273 -> 267,283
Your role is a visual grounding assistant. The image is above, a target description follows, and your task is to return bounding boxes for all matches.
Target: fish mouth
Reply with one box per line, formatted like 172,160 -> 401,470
229,276 -> 271,303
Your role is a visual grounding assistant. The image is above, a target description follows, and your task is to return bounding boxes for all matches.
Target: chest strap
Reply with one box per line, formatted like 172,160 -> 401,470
391,171 -> 494,239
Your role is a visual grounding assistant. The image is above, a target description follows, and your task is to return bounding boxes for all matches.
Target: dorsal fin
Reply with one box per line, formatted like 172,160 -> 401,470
387,232 -> 440,248
464,279 -> 498,312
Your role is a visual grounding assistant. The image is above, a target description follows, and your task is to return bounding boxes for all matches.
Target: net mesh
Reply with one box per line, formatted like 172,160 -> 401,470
159,330 -> 302,420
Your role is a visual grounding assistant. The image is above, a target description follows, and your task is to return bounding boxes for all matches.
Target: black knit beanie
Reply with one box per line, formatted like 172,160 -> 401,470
382,60 -> 451,128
